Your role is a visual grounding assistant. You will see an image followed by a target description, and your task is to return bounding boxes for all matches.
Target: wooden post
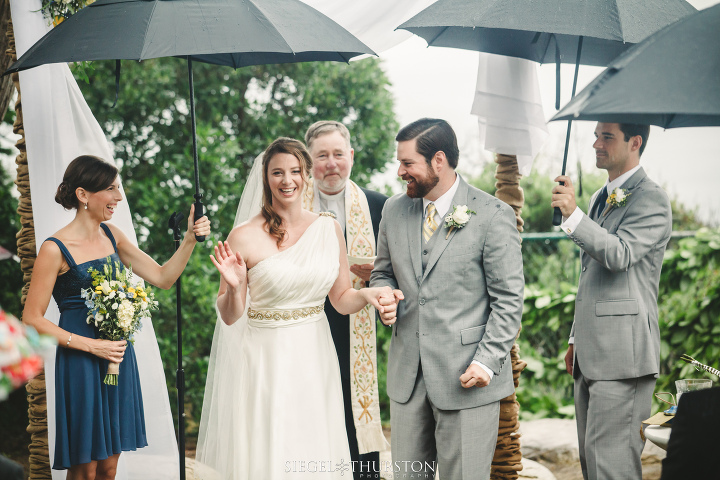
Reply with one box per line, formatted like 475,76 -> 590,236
5,15 -> 53,480
491,153 -> 528,480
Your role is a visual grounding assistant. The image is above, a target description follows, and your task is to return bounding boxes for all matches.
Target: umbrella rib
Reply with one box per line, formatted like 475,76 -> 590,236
244,0 -> 296,55
539,32 -> 553,65
427,26 -> 450,46
139,0 -> 161,61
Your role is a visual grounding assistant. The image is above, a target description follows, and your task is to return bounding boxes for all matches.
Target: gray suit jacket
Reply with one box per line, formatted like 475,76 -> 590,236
568,167 -> 672,381
370,175 -> 524,410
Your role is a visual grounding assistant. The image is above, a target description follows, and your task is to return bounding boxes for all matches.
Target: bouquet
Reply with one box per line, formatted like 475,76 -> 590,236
81,257 -> 158,385
0,308 -> 55,401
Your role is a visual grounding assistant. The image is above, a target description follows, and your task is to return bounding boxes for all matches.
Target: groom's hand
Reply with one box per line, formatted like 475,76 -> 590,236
460,364 -> 491,389
377,289 -> 404,325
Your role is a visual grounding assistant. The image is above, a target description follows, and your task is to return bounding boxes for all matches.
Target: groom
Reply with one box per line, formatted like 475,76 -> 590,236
371,118 -> 524,479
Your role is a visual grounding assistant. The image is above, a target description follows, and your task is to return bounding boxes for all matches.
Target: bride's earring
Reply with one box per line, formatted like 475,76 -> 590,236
84,203 -> 88,210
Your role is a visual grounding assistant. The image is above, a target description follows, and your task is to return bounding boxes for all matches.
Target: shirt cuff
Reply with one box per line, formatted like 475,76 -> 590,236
568,337 -> 574,345
560,207 -> 584,235
471,360 -> 494,380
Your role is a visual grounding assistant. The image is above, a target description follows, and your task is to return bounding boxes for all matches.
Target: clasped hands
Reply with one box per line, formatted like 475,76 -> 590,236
375,289 -> 404,325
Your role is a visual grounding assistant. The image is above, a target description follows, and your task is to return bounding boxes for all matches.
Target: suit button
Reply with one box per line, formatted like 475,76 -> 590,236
419,298 -> 426,306
423,249 -> 428,255
582,266 -> 587,272
416,331 -> 420,338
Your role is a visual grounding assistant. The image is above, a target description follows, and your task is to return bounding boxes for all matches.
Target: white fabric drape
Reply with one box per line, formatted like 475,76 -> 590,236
303,0 -> 548,174
10,1 -> 179,479
472,54 -> 549,176
301,0 -> 436,53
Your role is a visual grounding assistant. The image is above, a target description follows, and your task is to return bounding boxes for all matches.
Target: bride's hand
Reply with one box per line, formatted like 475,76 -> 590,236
361,286 -> 394,315
210,241 -> 247,289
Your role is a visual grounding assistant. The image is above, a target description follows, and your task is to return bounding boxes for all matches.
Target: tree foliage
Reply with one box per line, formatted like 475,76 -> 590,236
0,109 -> 22,317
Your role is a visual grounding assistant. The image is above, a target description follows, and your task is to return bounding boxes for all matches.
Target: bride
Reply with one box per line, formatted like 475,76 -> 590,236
195,137 -> 397,479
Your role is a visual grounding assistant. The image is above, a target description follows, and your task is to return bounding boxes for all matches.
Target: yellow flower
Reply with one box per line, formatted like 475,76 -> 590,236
53,16 -> 65,27
128,287 -> 136,293
139,291 -> 147,298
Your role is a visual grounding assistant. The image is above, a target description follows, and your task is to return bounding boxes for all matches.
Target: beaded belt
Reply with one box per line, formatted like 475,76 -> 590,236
247,304 -> 324,321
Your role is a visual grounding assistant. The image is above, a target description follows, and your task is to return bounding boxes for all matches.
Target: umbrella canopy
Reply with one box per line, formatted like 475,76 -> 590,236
7,0 -> 374,72
398,0 -> 696,67
5,0 -> 374,234
552,4 -> 720,128
398,0 -> 695,225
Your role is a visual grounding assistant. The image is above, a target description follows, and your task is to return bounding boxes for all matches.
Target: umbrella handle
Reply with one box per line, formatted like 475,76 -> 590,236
194,199 -> 206,242
552,203 -> 563,226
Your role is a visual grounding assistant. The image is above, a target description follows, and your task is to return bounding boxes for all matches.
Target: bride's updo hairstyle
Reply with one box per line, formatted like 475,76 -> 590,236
55,155 -> 119,210
261,137 -> 313,246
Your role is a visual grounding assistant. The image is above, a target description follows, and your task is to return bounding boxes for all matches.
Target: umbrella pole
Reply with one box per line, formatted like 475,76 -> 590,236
187,57 -> 206,242
169,212 -> 186,480
552,36 -> 584,226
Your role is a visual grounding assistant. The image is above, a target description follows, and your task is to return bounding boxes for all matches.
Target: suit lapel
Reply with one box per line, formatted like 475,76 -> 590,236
589,189 -> 602,222
407,199 -> 423,284
421,177 -> 470,283
599,167 -> 647,228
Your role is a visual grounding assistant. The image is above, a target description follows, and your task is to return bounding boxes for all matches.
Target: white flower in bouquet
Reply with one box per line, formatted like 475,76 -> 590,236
81,257 -> 158,385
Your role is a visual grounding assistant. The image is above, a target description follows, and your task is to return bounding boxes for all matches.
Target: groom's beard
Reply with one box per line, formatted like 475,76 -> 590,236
403,166 -> 440,199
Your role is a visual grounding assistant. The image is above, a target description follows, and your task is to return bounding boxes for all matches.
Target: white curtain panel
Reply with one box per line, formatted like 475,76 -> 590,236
9,1 -> 179,479
472,53 -> 549,176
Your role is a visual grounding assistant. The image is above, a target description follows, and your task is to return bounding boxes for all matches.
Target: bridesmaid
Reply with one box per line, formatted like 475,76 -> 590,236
23,155 -> 210,480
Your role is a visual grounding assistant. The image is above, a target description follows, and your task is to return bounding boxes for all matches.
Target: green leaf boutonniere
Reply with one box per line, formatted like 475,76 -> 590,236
443,204 -> 476,239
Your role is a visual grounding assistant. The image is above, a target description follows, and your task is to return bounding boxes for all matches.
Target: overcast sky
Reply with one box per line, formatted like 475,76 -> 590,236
377,0 -> 720,225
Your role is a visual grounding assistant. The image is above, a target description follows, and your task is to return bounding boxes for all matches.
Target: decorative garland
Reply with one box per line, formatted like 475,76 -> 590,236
40,0 -> 95,82
40,0 -> 94,26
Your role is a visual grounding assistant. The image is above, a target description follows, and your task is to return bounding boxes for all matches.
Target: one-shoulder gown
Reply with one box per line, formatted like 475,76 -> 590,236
196,215 -> 352,479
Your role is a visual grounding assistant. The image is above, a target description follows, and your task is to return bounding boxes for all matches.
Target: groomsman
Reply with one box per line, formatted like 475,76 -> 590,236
552,122 -> 672,480
371,118 -> 524,479
304,121 -> 387,478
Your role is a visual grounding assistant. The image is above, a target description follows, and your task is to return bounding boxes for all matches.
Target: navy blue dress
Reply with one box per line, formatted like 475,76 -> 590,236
48,223 -> 147,470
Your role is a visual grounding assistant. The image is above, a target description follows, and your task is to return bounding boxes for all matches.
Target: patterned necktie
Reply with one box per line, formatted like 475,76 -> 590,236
423,203 -> 438,242
593,187 -> 609,218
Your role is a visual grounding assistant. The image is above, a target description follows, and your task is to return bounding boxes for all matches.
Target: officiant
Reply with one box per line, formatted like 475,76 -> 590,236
304,121 -> 388,477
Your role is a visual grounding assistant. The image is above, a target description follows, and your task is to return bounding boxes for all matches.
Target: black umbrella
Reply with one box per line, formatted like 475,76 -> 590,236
552,4 -> 720,128
6,0 -> 374,234
398,0 -> 695,224
5,2 -> 373,476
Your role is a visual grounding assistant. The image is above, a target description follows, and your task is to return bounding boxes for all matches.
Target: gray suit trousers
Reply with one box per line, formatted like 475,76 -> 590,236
390,364 -> 500,480
574,363 -> 656,480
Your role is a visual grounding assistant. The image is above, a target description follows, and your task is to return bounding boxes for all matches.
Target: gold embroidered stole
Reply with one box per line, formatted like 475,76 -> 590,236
303,178 -> 387,454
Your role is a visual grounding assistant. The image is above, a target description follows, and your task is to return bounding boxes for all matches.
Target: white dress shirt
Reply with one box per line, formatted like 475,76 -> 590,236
318,189 -> 346,234
564,165 -> 641,345
561,165 -> 642,235
423,174 -> 494,381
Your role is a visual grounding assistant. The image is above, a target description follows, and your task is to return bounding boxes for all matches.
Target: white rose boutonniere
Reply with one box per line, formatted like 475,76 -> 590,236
444,204 -> 476,239
607,187 -> 631,211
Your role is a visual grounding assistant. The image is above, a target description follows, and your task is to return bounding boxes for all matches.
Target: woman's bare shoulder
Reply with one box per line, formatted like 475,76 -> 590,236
227,214 -> 266,244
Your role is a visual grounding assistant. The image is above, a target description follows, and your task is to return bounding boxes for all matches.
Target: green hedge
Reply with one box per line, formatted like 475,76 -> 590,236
656,228 -> 720,395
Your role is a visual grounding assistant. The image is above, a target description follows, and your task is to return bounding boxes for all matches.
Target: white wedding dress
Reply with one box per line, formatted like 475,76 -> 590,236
195,214 -> 352,479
